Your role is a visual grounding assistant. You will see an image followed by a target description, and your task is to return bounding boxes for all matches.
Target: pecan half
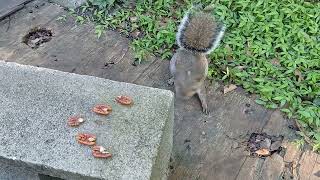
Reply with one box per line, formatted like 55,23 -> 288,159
92,104 -> 112,115
76,133 -> 96,146
67,116 -> 85,127
92,145 -> 112,158
115,95 -> 133,105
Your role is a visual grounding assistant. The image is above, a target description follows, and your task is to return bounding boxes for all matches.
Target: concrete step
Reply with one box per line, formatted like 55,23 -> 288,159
0,61 -> 174,180
0,158 -> 40,180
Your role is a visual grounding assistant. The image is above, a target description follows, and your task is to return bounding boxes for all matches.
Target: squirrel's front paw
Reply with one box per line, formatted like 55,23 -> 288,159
202,106 -> 210,115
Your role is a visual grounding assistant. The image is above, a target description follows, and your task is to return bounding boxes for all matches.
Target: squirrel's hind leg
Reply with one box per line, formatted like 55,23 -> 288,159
196,83 -> 209,115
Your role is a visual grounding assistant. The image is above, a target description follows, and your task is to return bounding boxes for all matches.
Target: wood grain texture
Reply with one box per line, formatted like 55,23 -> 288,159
0,1 -> 319,179
0,0 -> 33,20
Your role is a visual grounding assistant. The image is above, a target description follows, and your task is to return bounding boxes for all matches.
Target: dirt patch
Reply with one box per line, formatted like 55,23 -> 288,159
247,133 -> 284,158
22,27 -> 52,49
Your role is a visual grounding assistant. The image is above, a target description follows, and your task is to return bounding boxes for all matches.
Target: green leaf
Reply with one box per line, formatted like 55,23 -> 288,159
253,78 -> 265,82
273,96 -> 283,101
280,99 -> 286,107
281,108 -> 290,113
313,98 -> 320,106
255,99 -> 266,105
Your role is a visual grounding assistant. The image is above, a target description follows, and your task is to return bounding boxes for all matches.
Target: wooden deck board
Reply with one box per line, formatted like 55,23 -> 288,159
0,0 -> 33,20
0,1 -> 319,179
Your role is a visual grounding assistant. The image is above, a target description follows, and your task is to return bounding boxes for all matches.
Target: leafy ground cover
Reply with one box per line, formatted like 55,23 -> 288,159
61,0 -> 320,150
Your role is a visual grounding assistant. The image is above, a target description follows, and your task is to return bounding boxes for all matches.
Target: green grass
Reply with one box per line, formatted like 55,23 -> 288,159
64,0 -> 320,150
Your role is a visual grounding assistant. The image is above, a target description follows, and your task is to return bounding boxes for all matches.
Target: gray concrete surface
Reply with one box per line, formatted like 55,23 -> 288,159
0,158 -> 40,180
0,61 -> 174,180
50,0 -> 86,8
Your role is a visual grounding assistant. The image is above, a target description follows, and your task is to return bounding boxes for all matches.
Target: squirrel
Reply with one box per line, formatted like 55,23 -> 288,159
168,6 -> 226,114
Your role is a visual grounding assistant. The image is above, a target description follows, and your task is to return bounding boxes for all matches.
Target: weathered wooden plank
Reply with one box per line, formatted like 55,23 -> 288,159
1,1 -> 318,180
0,0 -> 157,83
310,155 -> 320,180
235,105 -> 302,180
134,59 -> 273,180
259,154 -> 285,180
236,157 -> 264,180
193,92 -> 271,180
0,1 -> 63,62
299,150 -> 318,180
0,0 -> 33,20
133,58 -> 171,89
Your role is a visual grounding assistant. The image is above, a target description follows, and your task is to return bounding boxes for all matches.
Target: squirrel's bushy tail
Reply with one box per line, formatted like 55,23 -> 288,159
177,11 -> 226,55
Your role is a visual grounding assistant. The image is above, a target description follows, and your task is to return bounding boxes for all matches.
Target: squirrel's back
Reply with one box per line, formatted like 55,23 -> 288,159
177,11 -> 226,54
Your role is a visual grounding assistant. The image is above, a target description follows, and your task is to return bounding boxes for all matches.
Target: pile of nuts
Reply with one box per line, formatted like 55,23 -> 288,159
67,95 -> 133,159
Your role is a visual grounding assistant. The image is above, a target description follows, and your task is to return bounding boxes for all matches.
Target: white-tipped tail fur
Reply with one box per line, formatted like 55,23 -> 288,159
176,12 -> 190,50
176,10 -> 226,55
205,24 -> 226,55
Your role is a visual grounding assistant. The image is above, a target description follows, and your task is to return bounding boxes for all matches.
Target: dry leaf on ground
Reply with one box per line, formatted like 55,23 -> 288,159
223,84 -> 237,94
294,69 -> 304,82
271,58 -> 280,66
255,148 -> 270,156
236,66 -> 246,70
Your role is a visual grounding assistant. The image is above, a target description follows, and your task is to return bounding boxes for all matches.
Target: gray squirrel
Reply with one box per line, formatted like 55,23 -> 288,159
168,7 -> 226,114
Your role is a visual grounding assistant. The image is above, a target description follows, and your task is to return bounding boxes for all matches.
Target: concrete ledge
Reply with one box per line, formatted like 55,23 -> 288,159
0,158 -> 40,180
0,61 -> 174,180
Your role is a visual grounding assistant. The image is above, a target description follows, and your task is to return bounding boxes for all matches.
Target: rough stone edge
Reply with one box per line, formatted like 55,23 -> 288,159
0,60 -> 174,97
0,156 -> 99,180
0,157 -> 40,180
150,97 -> 174,180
